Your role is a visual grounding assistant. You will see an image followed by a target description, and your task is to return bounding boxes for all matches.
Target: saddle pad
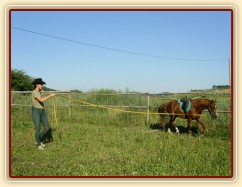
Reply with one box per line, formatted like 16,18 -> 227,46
177,99 -> 191,112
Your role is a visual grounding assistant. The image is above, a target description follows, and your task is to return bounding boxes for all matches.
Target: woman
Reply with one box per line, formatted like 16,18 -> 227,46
32,78 -> 56,150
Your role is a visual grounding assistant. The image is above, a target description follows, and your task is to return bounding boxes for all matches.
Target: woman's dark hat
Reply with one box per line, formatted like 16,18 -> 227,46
32,78 -> 46,85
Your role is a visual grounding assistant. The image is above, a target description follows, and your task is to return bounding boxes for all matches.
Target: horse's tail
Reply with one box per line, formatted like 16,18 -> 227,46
158,102 -> 168,125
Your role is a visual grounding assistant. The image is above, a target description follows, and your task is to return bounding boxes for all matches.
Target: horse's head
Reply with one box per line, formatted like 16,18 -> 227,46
208,100 -> 218,119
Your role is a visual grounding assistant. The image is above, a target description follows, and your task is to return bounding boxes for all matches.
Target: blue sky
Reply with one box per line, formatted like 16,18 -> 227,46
11,10 -> 231,93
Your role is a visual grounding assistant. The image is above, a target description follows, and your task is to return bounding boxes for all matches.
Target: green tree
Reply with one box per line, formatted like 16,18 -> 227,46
212,85 -> 230,89
11,69 -> 34,91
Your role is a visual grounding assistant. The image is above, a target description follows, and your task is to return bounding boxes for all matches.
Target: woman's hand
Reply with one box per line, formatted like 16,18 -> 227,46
50,93 -> 56,97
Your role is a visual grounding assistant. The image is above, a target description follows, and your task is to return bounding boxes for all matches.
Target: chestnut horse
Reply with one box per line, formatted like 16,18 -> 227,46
158,99 -> 218,134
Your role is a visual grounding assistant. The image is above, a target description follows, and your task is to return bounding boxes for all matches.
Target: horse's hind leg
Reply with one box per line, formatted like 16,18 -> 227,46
159,114 -> 165,126
167,116 -> 179,133
187,118 -> 192,134
156,114 -> 165,131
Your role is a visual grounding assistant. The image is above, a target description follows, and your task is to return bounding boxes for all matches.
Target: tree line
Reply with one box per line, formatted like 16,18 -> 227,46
12,69 -> 230,92
11,69 -> 55,91
212,85 -> 230,89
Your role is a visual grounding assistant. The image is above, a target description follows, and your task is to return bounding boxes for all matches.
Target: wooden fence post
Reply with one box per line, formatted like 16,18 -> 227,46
69,92 -> 71,117
146,94 -> 150,125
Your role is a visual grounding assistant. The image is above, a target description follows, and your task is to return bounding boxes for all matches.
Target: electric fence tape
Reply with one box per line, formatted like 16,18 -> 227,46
57,95 -> 205,117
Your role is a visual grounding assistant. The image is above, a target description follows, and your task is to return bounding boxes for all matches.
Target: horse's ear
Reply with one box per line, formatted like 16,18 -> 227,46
210,100 -> 215,104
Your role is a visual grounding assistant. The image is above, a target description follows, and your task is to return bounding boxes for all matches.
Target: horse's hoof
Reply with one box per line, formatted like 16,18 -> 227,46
200,131 -> 206,137
167,131 -> 172,134
175,127 -> 179,133
167,128 -> 172,134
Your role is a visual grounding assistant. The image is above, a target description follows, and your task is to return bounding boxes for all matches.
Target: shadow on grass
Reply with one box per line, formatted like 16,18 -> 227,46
149,123 -> 200,136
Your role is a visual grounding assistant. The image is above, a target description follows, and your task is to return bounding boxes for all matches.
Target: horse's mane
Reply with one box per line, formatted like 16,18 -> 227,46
191,99 -> 213,109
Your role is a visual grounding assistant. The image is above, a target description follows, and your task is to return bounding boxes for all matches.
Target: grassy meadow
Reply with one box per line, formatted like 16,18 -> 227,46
10,90 -> 232,177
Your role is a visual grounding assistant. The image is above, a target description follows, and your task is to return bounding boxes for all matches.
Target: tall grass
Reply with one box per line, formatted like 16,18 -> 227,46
10,90 -> 232,177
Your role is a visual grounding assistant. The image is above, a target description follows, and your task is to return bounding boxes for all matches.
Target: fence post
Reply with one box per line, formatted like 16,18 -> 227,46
69,92 -> 71,117
146,94 -> 150,125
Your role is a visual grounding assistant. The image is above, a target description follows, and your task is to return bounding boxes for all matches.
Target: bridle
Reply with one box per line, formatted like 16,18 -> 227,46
208,103 -> 217,118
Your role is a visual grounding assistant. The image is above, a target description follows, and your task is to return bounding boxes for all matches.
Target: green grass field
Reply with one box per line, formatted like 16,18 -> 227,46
10,90 -> 232,177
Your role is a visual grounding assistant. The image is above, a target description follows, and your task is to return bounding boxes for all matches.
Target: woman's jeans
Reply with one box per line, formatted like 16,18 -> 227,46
32,106 -> 50,146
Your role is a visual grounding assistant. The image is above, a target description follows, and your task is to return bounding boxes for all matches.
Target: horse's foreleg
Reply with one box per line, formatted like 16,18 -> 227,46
196,118 -> 206,134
